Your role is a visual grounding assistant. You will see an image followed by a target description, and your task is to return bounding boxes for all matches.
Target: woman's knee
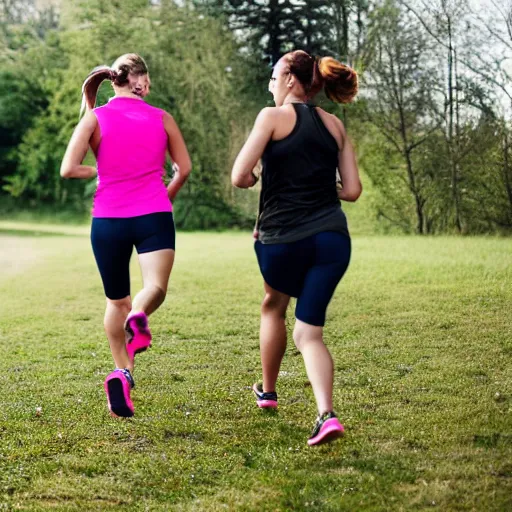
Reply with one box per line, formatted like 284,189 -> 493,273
261,292 -> 288,317
293,324 -> 305,351
293,320 -> 323,351
106,296 -> 132,315
104,297 -> 131,331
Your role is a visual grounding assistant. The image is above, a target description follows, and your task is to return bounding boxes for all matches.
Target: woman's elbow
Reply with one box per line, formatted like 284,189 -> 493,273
181,162 -> 192,179
342,182 -> 363,202
351,183 -> 363,201
231,171 -> 246,188
60,165 -> 72,179
173,160 -> 192,182
231,177 -> 242,188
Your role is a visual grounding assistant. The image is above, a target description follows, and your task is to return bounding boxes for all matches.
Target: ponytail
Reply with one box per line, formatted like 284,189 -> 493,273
80,66 -> 114,117
315,57 -> 358,104
79,54 -> 148,116
285,50 -> 358,104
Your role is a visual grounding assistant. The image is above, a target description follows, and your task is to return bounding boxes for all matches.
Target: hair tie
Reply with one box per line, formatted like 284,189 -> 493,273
109,69 -> 118,81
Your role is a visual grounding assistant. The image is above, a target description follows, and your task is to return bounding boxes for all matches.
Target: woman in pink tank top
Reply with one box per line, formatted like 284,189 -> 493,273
60,54 -> 192,418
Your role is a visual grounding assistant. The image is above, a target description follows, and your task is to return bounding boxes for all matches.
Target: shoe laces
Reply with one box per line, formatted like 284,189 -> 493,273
116,368 -> 135,389
255,384 -> 277,400
314,411 -> 336,426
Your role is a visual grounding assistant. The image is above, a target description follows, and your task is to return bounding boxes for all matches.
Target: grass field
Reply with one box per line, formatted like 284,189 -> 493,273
0,225 -> 511,511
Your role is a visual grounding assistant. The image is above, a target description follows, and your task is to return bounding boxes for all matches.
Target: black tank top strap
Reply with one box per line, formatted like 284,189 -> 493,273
308,105 -> 339,152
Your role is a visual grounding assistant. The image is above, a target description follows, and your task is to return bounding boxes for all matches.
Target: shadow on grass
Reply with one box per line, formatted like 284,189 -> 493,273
473,433 -> 512,448
318,452 -> 418,484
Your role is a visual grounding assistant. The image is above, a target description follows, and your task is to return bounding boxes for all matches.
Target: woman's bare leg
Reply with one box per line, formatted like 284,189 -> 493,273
130,249 -> 175,317
104,296 -> 133,372
293,319 -> 334,415
259,282 -> 290,392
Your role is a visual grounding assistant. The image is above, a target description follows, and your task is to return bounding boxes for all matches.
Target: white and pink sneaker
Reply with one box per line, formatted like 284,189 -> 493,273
252,383 -> 278,409
307,412 -> 344,446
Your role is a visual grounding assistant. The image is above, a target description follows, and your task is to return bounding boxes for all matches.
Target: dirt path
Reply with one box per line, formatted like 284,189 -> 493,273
0,236 -> 52,279
0,223 -> 88,280
0,221 -> 89,236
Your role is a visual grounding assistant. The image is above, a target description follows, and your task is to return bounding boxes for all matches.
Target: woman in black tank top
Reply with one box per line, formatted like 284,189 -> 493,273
232,50 -> 362,446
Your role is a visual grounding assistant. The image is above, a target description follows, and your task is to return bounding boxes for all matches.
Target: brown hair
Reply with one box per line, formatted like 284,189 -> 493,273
284,50 -> 358,104
80,53 -> 148,114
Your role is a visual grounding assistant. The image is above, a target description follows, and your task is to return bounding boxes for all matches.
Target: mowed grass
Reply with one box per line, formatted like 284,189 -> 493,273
0,227 -> 511,511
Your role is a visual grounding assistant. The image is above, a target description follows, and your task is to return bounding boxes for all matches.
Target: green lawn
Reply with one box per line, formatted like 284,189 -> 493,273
0,226 -> 511,511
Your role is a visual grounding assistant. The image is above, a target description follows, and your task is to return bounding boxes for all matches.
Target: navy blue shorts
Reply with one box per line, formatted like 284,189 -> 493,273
91,212 -> 175,300
255,231 -> 351,326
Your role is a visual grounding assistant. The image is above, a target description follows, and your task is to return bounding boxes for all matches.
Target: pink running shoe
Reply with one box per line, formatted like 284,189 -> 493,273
104,369 -> 135,418
125,312 -> 152,362
252,383 -> 278,409
307,412 -> 344,446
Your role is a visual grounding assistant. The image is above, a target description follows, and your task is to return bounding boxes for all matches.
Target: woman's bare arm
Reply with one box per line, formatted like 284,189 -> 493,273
60,111 -> 97,179
164,112 -> 192,201
337,120 -> 362,202
231,108 -> 276,189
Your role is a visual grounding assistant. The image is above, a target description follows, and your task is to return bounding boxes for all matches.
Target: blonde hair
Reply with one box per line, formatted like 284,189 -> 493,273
80,53 -> 148,115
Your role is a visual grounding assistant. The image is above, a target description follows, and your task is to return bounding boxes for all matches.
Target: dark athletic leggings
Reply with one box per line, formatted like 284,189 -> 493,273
91,212 -> 175,300
255,231 -> 351,326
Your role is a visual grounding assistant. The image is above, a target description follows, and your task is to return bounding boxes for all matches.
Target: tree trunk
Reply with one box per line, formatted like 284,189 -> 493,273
394,45 -> 425,235
503,128 -> 512,215
445,3 -> 462,232
405,150 -> 424,234
269,0 -> 281,65
341,0 -> 348,63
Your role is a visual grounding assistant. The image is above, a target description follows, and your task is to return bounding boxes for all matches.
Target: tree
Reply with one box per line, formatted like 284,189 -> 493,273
197,0 -> 334,65
362,1 -> 439,234
0,0 -> 60,191
3,0 -> 255,228
150,2 -> 254,228
400,0 -> 480,233
326,0 -> 374,65
455,0 -> 512,231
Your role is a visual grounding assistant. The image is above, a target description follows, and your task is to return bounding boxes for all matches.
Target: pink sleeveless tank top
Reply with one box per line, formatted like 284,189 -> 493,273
92,97 -> 172,217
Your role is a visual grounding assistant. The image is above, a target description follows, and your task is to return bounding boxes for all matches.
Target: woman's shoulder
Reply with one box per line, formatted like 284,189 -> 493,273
315,107 -> 344,129
143,102 -> 167,117
77,110 -> 98,129
254,105 -> 292,128
256,106 -> 281,119
261,105 -> 298,115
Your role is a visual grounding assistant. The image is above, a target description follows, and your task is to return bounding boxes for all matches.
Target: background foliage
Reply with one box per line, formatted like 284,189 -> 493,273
1,0 -> 511,233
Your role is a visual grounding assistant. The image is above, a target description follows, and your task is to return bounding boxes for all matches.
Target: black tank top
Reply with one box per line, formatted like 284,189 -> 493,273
257,103 -> 349,244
